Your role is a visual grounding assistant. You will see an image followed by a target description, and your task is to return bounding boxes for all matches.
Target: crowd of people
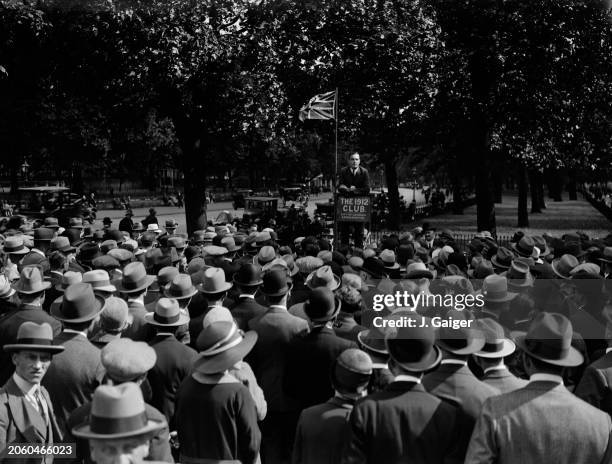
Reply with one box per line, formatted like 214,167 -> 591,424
0,213 -> 611,463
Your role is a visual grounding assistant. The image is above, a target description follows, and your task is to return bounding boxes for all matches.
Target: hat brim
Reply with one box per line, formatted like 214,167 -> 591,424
3,343 -> 65,353
198,281 -> 233,294
112,275 -> 156,293
91,285 -> 117,293
307,297 -> 342,324
50,294 -> 105,323
514,334 -> 583,367
510,243 -> 537,258
383,263 -> 401,270
436,331 -> 486,356
551,260 -> 572,280
144,312 -> 190,327
405,270 -> 434,280
194,330 -> 258,374
72,419 -> 165,440
5,248 -> 30,255
483,290 -> 517,303
305,273 -> 341,292
389,343 -> 442,372
12,281 -> 52,294
491,257 -> 511,270
474,339 -> 516,358
233,277 -> 263,287
357,330 -> 388,356
261,282 -> 292,297
164,285 -> 198,300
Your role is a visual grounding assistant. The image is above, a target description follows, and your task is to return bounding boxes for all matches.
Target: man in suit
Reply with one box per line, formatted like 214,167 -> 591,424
338,152 -> 370,248
0,267 -> 61,386
472,318 -> 528,393
145,298 -> 198,427
342,314 -> 462,464
113,262 -> 155,341
230,263 -> 267,331
293,349 -> 372,464
0,322 -> 65,463
43,283 -> 104,436
65,338 -> 173,464
466,312 -> 612,463
574,337 -> 612,415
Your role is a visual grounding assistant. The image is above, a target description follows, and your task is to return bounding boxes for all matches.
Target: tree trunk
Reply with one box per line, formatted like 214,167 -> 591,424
452,179 -> 463,214
181,138 -> 207,236
529,169 -> 542,213
493,162 -> 503,204
568,174 -> 577,201
518,164 -> 529,227
384,157 -> 401,230
547,169 -> 562,201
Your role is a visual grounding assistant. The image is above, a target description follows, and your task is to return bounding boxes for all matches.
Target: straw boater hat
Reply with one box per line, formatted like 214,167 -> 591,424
3,236 -> 29,255
72,382 -> 165,439
4,322 -> 65,353
144,298 -> 190,327
473,318 -> 516,358
194,321 -> 258,374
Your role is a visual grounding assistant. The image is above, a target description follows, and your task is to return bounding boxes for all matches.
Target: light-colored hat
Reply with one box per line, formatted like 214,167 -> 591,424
295,256 -> 324,275
144,298 -> 189,327
101,338 -> 157,382
112,262 -> 155,293
164,274 -> 198,299
0,275 -> 16,299
3,236 -> 29,255
481,274 -> 517,303
473,318 -> 516,358
194,321 -> 258,374
82,269 -> 117,293
306,265 -> 341,291
55,271 -> 83,292
12,266 -> 51,294
146,224 -> 162,234
380,250 -> 400,270
4,322 -> 65,353
202,306 -> 234,328
198,267 -> 232,294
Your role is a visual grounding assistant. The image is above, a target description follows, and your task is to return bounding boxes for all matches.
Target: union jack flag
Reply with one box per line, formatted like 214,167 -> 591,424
299,90 -> 336,122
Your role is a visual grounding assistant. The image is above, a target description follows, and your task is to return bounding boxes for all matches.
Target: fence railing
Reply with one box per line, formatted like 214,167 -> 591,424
368,230 -> 514,251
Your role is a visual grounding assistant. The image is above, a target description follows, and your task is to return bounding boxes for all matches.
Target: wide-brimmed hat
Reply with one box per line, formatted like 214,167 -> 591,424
233,263 -> 263,287
481,274 -> 517,303
3,236 -> 29,255
468,259 -> 494,279
552,254 -> 579,279
570,262 -> 601,279
113,262 -> 155,293
167,236 -> 186,251
145,298 -> 189,327
50,236 -> 76,254
68,217 -> 84,229
501,259 -> 534,289
41,217 -> 59,229
3,322 -> 65,353
331,349 -> 372,393
254,246 -> 276,267
473,318 -> 516,358
78,242 -> 101,262
491,247 -> 514,270
165,219 -> 177,229
436,310 -> 485,355
304,287 -> 341,323
72,382 -> 165,439
12,266 -> 51,294
33,227 -> 54,242
194,321 -> 258,374
198,267 -> 232,294
386,315 -> 441,371
306,265 -> 341,291
510,236 -> 537,258
362,257 -> 388,278
146,224 -> 162,234
261,268 -> 292,296
164,274 -> 198,299
405,262 -> 434,279
221,236 -> 240,253
51,282 -> 105,323
357,325 -> 389,364
514,312 -> 583,367
380,250 -> 400,270
150,266 -> 180,293
55,271 -> 83,292
532,236 -> 551,257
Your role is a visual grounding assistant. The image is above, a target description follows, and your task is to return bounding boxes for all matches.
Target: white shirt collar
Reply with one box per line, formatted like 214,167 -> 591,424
127,295 -> 145,305
239,294 -> 255,300
32,249 -> 46,257
529,373 -> 564,384
64,328 -> 88,338
394,374 -> 422,384
269,305 -> 287,311
484,365 -> 507,374
441,359 -> 467,366
371,362 -> 388,370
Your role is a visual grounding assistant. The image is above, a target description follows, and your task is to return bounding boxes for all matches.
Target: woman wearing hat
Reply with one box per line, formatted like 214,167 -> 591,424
175,320 -> 261,464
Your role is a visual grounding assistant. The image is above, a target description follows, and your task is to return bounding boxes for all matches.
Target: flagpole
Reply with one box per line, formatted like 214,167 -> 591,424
333,88 -> 339,250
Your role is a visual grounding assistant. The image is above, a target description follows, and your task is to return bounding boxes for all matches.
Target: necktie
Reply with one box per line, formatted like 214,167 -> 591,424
35,388 -> 48,424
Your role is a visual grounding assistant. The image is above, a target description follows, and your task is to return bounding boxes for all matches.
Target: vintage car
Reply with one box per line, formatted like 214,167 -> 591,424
232,189 -> 253,209
242,197 -> 278,225
12,186 -> 96,226
279,186 -> 303,202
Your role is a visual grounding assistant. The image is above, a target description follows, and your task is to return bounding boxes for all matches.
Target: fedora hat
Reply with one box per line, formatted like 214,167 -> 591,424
363,257 -> 388,278
4,322 -> 65,353
42,217 -> 60,229
281,255 -> 299,277
101,338 -> 157,382
165,219 -> 177,229
33,227 -> 54,242
436,310 -> 485,355
78,242 -> 101,262
113,262 -> 155,293
50,236 -> 76,253
570,262 -> 601,279
221,236 -> 240,253
511,236 -> 538,258
0,275 -> 15,299
168,236 -> 186,250
3,236 -> 29,255
146,223 -> 162,234
51,282 -> 104,323
331,349 -> 372,394
304,287 -> 341,323
198,267 -> 232,294
254,246 -> 276,267
13,266 -> 51,294
306,265 -> 341,292
380,250 -> 400,270
72,382 -> 165,439
491,247 -> 514,270
357,325 -> 389,365
514,312 -> 583,367
164,274 -> 198,299
386,315 -> 441,371
473,318 -> 516,358
55,271 -> 83,292
96,297 -> 129,334
405,262 -> 434,280
68,217 -> 84,229
468,259 -> 494,279
552,254 -> 579,279
150,266 -> 180,292
502,259 -> 534,289
532,235 -> 551,257
600,246 -> 612,264
233,263 -> 263,287
261,268 -> 292,296
194,321 -> 258,374
145,298 -> 189,327
481,274 -> 517,303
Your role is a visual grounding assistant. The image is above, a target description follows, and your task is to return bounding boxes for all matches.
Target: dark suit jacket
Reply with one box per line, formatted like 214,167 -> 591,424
466,381 -> 612,464
293,397 -> 353,464
121,300 -> 149,341
148,334 -> 198,427
41,333 -> 102,436
0,305 -> 62,386
285,326 -> 356,410
339,166 -> 370,196
230,297 -> 267,331
341,381 -> 461,464
0,377 -> 62,464
481,368 -> 528,394
575,351 -> 612,416
64,397 -> 173,464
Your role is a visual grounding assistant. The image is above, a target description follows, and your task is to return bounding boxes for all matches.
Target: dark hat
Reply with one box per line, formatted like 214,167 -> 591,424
502,259 -> 534,289
514,312 -> 583,367
491,247 -> 514,270
102,217 -> 113,225
3,322 -> 65,353
468,259 -> 494,279
51,282 -> 105,323
405,262 -> 434,280
261,268 -> 291,296
511,236 -> 537,258
532,236 -> 551,257
113,262 -> 155,293
79,242 -> 101,262
43,217 -> 60,229
69,217 -> 84,229
357,324 -> 389,364
194,321 -> 258,374
363,257 -> 388,278
62,229 -> 82,247
92,255 -> 121,272
72,383 -> 165,439
106,230 -> 125,244
34,227 -> 54,242
234,263 -> 263,287
304,287 -> 341,323
331,349 -> 372,394
386,314 -> 441,371
600,246 -> 612,264
436,310 -> 484,355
